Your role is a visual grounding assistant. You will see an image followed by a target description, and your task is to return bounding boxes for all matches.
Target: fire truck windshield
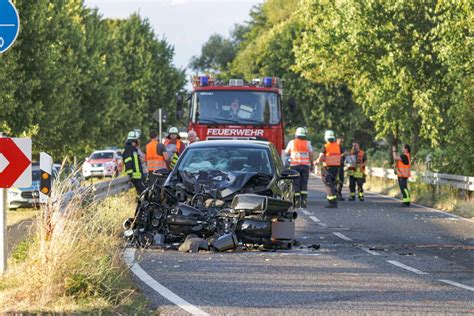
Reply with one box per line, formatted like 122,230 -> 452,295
191,91 -> 281,125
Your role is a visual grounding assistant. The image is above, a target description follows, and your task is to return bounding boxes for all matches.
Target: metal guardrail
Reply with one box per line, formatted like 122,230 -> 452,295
366,167 -> 474,191
58,176 -> 132,208
93,176 -> 132,201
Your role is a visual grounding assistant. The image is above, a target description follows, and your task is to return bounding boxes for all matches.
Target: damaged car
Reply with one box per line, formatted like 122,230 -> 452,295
124,140 -> 300,251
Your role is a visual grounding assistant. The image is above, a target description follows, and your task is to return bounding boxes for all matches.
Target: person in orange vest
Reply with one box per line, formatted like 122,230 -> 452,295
164,126 -> 186,169
315,130 -> 341,208
145,129 -> 169,186
347,142 -> 367,201
392,144 -> 411,206
285,127 -> 313,209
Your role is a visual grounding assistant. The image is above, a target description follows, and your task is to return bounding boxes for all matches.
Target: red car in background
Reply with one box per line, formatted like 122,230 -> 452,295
82,150 -> 122,179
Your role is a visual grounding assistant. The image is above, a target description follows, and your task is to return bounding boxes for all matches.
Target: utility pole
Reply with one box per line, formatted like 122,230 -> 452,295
159,108 -> 162,142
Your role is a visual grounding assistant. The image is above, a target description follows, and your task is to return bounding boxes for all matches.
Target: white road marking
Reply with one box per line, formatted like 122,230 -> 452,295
124,248 -> 210,316
317,223 -> 327,227
333,232 -> 352,241
360,247 -> 380,256
309,216 -> 321,223
366,190 -> 474,223
301,209 -> 311,216
386,260 -> 428,275
439,279 -> 474,292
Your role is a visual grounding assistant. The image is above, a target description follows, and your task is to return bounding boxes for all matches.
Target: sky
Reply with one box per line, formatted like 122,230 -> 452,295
84,0 -> 263,72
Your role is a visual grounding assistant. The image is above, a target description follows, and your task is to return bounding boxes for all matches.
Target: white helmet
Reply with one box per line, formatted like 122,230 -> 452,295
295,127 -> 307,137
126,130 -> 140,141
168,126 -> 179,134
324,130 -> 335,142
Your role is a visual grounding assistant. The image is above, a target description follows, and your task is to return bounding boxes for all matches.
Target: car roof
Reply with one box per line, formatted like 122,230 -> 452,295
188,140 -> 273,149
92,150 -> 115,154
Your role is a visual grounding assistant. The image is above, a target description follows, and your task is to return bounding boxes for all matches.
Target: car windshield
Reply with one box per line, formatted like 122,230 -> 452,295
177,146 -> 273,175
90,152 -> 114,159
191,91 -> 280,125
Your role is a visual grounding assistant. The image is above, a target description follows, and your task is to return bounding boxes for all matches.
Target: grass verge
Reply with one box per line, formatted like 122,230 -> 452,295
0,171 -> 151,313
365,176 -> 474,219
6,208 -> 37,227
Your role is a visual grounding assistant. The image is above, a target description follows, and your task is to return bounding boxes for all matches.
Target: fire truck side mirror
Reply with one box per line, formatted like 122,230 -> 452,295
288,97 -> 296,112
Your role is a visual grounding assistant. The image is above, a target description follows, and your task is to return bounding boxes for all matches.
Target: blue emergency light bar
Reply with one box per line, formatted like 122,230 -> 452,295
263,77 -> 273,87
200,76 -> 208,86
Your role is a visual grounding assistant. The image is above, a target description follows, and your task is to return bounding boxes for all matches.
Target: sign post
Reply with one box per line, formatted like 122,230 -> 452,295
0,137 -> 32,274
0,0 -> 20,54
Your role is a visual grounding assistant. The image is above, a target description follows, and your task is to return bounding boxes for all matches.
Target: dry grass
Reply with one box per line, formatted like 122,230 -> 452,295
0,166 -> 150,313
6,208 -> 37,227
365,176 -> 474,219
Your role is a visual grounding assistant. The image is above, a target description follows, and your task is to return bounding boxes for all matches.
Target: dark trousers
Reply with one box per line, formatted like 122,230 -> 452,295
322,166 -> 339,205
336,166 -> 344,197
131,178 -> 146,195
398,177 -> 411,204
291,165 -> 310,208
349,176 -> 365,199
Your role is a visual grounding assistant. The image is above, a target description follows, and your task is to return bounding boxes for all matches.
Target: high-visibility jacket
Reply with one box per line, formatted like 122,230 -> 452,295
323,142 -> 341,167
396,152 -> 411,178
348,150 -> 365,178
164,138 -> 184,154
289,139 -> 311,166
123,144 -> 143,180
146,139 -> 167,171
164,139 -> 184,169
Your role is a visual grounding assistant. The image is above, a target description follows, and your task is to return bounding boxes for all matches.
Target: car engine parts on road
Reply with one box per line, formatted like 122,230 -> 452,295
123,172 -> 297,251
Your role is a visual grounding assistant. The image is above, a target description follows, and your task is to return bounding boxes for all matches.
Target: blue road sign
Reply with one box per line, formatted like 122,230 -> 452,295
0,0 -> 20,54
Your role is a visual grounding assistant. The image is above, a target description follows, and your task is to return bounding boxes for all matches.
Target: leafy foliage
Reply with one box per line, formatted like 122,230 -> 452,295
0,1 -> 185,159
192,0 -> 472,174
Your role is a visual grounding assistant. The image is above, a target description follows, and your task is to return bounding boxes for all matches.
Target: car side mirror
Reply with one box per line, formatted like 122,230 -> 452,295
153,169 -> 170,178
281,168 -> 300,179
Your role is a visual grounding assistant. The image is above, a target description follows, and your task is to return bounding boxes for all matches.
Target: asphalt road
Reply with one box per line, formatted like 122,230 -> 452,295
128,176 -> 474,315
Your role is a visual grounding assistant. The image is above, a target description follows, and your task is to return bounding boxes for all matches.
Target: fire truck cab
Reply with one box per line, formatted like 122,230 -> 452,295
185,76 -> 285,154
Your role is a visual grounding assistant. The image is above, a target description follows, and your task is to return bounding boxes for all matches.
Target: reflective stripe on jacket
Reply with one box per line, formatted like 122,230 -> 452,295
348,150 -> 365,178
396,152 -> 411,178
146,139 -> 167,171
324,142 -> 341,167
290,139 -> 311,166
124,151 -> 142,179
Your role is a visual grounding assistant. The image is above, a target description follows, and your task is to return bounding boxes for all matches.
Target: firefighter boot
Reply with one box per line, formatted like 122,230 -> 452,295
358,191 -> 364,201
324,195 -> 338,208
349,192 -> 356,201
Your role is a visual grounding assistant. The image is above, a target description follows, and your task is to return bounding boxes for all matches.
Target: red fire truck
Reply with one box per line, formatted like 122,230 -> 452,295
185,76 -> 286,154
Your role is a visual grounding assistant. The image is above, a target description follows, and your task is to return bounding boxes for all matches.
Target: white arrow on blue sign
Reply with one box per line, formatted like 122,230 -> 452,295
0,0 -> 20,54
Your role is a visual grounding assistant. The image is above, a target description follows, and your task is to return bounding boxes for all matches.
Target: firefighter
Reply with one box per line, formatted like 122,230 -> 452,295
392,144 -> 411,206
336,138 -> 346,200
285,127 -> 313,209
123,130 -> 146,195
164,126 -> 186,169
145,129 -> 169,186
315,130 -> 341,208
347,142 -> 367,201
